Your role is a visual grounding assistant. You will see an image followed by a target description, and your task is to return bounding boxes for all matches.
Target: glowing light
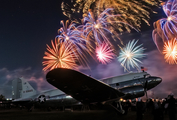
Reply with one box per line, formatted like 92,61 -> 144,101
42,40 -> 78,71
167,16 -> 172,21
126,53 -> 132,58
118,39 -> 146,71
65,36 -> 69,40
94,24 -> 99,28
96,42 -> 115,64
62,0 -> 160,31
163,38 -> 177,64
66,95 -> 73,98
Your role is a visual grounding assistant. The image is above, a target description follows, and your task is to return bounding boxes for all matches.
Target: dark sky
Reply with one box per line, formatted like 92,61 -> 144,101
0,0 -> 66,70
0,0 -> 176,99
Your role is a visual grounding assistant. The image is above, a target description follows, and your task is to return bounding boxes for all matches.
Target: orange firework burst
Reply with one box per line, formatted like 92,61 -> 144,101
42,39 -> 78,71
163,38 -> 177,64
62,0 -> 160,32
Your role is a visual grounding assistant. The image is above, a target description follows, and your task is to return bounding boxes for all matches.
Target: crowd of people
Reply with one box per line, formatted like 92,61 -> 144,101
135,93 -> 176,120
121,93 -> 177,120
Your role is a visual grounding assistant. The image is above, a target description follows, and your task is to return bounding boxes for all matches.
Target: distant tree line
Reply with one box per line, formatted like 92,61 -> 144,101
0,94 -> 6,101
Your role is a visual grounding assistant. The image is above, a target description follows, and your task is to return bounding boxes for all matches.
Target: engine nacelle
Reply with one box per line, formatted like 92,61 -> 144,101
119,85 -> 145,99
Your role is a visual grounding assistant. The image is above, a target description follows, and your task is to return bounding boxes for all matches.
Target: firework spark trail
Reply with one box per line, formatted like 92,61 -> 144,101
62,0 -> 160,32
55,20 -> 91,66
56,20 -> 88,51
118,39 -> 146,71
83,8 -> 136,47
96,42 -> 116,64
83,8 -> 113,46
160,0 -> 177,40
42,40 -> 78,71
163,38 -> 177,64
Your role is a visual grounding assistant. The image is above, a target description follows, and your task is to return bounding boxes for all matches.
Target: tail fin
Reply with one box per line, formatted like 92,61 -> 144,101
12,78 -> 36,100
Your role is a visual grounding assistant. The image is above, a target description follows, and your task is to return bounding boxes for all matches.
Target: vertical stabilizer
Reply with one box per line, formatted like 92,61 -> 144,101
12,78 -> 36,99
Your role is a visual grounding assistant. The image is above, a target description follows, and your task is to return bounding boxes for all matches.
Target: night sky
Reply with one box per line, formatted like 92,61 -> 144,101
0,0 -> 176,99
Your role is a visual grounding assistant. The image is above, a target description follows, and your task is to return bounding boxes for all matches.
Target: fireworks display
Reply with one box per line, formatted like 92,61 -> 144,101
163,38 -> 177,64
42,40 -> 78,71
118,40 -> 146,71
152,19 -> 165,52
62,0 -> 160,32
160,0 -> 177,40
43,0 -> 177,71
56,20 -> 88,52
83,8 -> 117,46
83,8 -> 136,47
152,0 -> 177,52
96,42 -> 116,64
56,20 -> 90,66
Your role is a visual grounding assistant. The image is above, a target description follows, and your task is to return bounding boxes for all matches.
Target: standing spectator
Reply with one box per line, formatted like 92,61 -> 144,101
164,97 -> 170,114
146,98 -> 154,112
167,93 -> 176,120
136,98 -> 146,120
154,99 -> 164,120
152,99 -> 162,120
161,99 -> 166,113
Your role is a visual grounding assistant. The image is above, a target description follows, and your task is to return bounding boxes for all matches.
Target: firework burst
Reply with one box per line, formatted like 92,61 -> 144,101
160,0 -> 177,40
83,8 -> 114,46
96,42 -> 116,64
42,40 -> 78,71
152,0 -> 177,52
56,20 -> 88,50
83,8 -> 135,46
62,0 -> 160,32
118,39 -> 146,71
163,38 -> 177,64
56,20 -> 91,66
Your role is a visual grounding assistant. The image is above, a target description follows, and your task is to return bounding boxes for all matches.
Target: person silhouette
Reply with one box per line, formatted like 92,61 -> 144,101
136,98 -> 146,120
167,93 -> 176,120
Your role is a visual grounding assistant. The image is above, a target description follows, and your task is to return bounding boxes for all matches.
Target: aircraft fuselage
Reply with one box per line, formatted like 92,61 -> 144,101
46,68 -> 162,104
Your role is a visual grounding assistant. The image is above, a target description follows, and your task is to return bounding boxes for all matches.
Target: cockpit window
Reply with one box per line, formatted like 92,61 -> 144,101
144,74 -> 151,78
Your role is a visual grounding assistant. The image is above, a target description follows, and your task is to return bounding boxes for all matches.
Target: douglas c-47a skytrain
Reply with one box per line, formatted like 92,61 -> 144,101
12,68 -> 162,113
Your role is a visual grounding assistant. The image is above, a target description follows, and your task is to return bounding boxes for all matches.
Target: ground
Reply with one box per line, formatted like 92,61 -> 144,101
0,108 -> 173,120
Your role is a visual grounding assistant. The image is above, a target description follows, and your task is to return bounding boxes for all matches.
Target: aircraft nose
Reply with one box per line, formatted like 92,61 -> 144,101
156,77 -> 162,83
146,77 -> 162,90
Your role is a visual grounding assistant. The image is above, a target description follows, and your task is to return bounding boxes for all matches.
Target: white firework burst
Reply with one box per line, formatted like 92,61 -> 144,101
118,39 -> 146,71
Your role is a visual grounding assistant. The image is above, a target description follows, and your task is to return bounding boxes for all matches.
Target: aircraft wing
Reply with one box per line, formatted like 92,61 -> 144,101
13,98 -> 32,102
46,68 -> 125,104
